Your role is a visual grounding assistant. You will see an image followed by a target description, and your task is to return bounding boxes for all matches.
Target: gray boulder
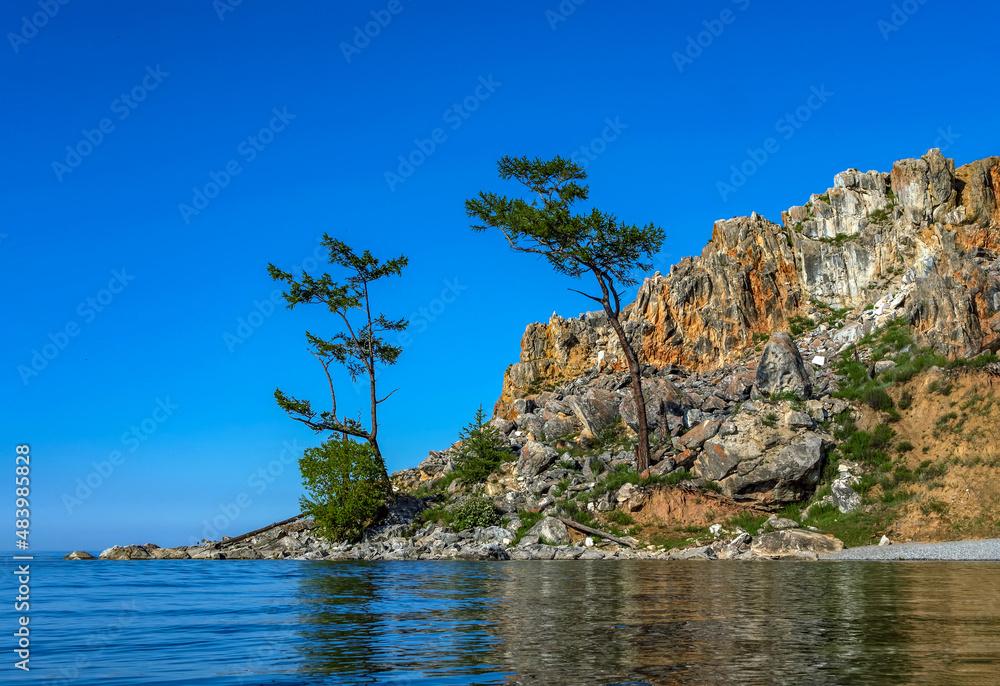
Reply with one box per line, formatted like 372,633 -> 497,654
99,545 -> 153,560
750,529 -> 845,556
567,389 -> 621,438
489,418 -> 516,435
516,441 -> 559,478
753,331 -> 813,399
64,551 -> 95,560
525,516 -> 571,545
543,416 -> 579,441
515,413 -> 546,441
705,432 -> 829,505
832,480 -> 862,513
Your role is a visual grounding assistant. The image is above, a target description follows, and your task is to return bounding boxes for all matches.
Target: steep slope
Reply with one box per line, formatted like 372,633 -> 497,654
496,149 -> 1000,416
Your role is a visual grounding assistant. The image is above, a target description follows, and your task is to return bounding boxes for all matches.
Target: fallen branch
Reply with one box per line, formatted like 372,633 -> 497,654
218,513 -> 307,548
554,516 -> 636,549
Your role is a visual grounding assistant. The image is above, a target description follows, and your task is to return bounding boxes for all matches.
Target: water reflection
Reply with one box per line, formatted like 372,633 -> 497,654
295,561 -> 1000,685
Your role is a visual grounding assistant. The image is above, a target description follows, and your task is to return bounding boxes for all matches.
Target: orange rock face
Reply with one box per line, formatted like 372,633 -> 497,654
495,151 -> 1000,415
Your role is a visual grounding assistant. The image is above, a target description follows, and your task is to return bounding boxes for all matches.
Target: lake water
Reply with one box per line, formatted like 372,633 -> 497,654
4,556 -> 1000,684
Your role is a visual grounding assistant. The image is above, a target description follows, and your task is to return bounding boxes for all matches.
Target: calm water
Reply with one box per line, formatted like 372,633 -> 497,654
3,555 -> 1000,685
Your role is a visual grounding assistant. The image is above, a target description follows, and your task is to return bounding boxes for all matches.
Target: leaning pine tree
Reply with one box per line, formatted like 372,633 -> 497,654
267,236 -> 408,497
465,156 -> 665,472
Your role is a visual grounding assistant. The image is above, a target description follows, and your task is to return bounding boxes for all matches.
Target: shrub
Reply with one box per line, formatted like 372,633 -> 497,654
895,440 -> 915,453
897,390 -> 913,410
452,497 -> 501,531
862,387 -> 895,412
299,438 -> 388,542
762,412 -> 778,428
788,315 -> 814,337
453,405 -> 510,483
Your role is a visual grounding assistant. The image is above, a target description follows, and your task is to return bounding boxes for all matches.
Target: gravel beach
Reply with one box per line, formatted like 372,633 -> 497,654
821,539 -> 1000,561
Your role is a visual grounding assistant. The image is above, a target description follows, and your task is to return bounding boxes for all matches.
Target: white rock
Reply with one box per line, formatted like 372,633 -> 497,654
812,355 -> 826,366
879,535 -> 892,547
709,523 -> 723,537
585,537 -> 594,548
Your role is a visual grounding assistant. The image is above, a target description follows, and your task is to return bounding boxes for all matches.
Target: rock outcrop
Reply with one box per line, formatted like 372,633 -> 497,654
496,150 -> 1000,415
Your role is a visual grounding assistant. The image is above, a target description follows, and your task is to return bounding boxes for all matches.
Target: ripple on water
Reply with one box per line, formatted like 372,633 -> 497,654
6,556 -> 1000,685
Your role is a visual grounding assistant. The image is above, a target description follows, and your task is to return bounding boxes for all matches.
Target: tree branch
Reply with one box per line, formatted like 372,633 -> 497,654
309,349 -> 337,419
376,388 -> 400,404
568,288 -> 604,304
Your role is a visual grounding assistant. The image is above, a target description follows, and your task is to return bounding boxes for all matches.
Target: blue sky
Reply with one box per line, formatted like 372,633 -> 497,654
3,0 -> 998,552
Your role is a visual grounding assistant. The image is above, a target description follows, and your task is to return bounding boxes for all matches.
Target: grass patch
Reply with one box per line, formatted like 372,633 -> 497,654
605,510 -> 635,526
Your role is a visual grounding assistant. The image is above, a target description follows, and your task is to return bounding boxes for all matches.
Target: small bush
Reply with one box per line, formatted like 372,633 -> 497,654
788,315 -> 814,337
895,440 -> 915,453
664,469 -> 696,485
452,497 -> 501,531
920,500 -> 949,516
897,390 -> 913,410
762,412 -> 778,428
299,438 -> 388,542
862,387 -> 895,412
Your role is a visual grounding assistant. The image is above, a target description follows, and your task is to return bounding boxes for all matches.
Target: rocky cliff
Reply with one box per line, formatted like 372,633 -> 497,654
497,150 -> 1000,416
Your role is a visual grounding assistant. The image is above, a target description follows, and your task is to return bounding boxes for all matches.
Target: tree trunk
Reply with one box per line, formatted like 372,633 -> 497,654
603,306 -> 651,473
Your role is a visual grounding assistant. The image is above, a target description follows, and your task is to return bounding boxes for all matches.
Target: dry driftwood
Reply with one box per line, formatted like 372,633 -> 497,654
218,513 -> 306,548
554,516 -> 636,549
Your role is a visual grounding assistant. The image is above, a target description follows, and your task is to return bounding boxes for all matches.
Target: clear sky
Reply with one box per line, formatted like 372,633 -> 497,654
3,0 -> 998,552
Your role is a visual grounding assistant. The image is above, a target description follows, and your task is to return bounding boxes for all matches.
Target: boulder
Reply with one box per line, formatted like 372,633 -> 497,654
709,432 -> 829,505
767,514 -> 798,530
516,413 -> 546,441
99,545 -> 153,560
474,526 -> 513,546
543,416 -> 579,441
568,389 -> 621,438
678,419 -> 722,450
615,482 -> 647,512
489,418 -> 516,435
525,516 -> 571,546
64,551 -> 95,560
750,529 -> 845,556
516,441 -> 559,478
150,547 -> 191,559
832,480 -> 862,514
753,332 -> 813,399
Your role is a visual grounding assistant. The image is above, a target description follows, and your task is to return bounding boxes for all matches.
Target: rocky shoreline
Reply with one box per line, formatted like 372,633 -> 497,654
70,509 -> 845,562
